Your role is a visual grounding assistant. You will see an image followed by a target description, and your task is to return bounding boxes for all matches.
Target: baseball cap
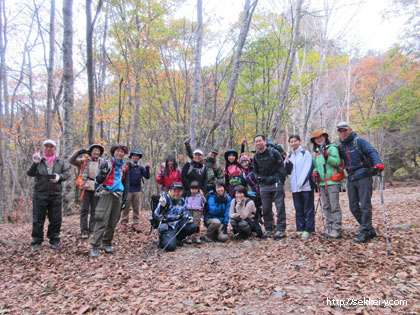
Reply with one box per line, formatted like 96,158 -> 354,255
170,182 -> 183,190
193,149 -> 204,155
43,139 -> 57,147
336,121 -> 350,130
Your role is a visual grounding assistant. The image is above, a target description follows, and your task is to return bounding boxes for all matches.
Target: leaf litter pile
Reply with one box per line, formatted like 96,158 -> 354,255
1,185 -> 419,314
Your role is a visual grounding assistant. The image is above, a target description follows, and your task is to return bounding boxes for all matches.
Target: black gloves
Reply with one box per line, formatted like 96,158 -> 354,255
78,149 -> 89,155
222,224 -> 228,234
121,201 -> 127,210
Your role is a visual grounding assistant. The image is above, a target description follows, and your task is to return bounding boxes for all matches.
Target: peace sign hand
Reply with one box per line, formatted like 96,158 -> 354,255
33,149 -> 41,164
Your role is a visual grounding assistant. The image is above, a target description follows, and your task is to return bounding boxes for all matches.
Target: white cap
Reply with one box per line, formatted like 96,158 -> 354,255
43,139 -> 57,147
193,149 -> 204,155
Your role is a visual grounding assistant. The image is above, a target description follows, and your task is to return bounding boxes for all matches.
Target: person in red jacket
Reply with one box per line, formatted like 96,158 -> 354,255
156,155 -> 182,191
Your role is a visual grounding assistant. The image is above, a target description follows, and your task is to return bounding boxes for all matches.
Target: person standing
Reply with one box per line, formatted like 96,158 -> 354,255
337,122 -> 384,243
311,130 -> 343,239
181,149 -> 208,194
253,135 -> 287,240
70,144 -> 105,239
223,149 -> 243,198
27,139 -> 70,252
204,148 -> 224,193
286,135 -> 315,239
90,144 -> 129,258
119,149 -> 150,233
156,154 -> 182,191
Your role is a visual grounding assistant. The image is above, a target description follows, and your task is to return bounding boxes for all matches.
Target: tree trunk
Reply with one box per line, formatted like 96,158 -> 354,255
46,0 -> 55,138
62,0 -> 75,216
189,0 -> 203,148
214,0 -> 258,149
269,0 -> 304,139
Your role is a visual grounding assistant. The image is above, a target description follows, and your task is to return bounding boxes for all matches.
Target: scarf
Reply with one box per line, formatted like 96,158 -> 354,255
44,154 -> 56,165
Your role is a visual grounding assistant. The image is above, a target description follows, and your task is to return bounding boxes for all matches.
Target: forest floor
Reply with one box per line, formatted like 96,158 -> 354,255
0,184 -> 419,314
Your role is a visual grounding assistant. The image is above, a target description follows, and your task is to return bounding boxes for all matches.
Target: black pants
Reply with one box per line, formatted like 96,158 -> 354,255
160,220 -> 198,252
31,193 -> 62,245
80,190 -> 98,234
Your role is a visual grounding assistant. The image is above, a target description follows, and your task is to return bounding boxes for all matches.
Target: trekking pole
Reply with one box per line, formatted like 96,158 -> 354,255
158,220 -> 189,256
143,217 -> 163,263
378,172 -> 391,256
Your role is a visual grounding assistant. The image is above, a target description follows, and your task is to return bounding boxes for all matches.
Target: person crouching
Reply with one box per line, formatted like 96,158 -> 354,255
154,182 -> 198,251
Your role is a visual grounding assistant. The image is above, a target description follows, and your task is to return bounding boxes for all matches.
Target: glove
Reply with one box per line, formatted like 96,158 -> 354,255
78,149 -> 89,155
184,138 -> 191,145
159,194 -> 167,207
121,201 -> 127,210
320,143 -> 329,159
100,162 -> 110,174
222,224 -> 228,234
374,164 -> 384,171
187,216 -> 194,224
312,171 -> 320,182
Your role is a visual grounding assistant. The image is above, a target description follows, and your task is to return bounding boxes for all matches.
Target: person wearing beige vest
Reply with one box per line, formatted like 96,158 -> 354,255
69,144 -> 105,239
229,185 -> 256,240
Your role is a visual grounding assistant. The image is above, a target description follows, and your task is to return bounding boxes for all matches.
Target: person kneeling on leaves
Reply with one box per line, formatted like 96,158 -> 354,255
90,144 -> 129,258
229,185 -> 256,240
204,180 -> 231,242
154,182 -> 198,251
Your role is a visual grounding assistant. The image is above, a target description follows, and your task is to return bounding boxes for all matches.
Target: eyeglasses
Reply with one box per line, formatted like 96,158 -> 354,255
337,129 -> 348,133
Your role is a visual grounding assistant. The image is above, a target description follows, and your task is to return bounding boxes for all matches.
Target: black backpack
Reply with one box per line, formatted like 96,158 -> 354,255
149,193 -> 161,231
266,139 -> 286,162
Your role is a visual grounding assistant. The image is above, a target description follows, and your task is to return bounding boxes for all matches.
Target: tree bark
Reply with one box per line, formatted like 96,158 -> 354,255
213,0 -> 258,149
46,0 -> 55,138
62,0 -> 75,216
189,0 -> 203,148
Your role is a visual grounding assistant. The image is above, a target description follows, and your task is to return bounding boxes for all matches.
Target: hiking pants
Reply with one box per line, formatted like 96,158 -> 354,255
259,183 -> 286,232
160,220 -> 197,251
347,177 -> 375,235
204,218 -> 228,242
80,190 -> 98,234
320,185 -> 342,233
91,192 -> 122,248
230,218 -> 255,236
120,191 -> 141,227
31,193 -> 62,245
292,191 -> 315,233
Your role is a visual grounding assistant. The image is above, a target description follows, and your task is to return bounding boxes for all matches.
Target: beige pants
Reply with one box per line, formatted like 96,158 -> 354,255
205,218 -> 228,242
120,191 -> 142,227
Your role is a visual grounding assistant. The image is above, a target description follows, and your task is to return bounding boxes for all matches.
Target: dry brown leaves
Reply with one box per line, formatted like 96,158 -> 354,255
0,186 -> 419,314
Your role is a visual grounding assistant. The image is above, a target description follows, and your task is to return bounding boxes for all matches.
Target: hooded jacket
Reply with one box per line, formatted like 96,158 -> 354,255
157,166 -> 182,190
339,132 -> 382,181
287,146 -> 313,193
204,191 -> 231,224
313,143 -> 342,186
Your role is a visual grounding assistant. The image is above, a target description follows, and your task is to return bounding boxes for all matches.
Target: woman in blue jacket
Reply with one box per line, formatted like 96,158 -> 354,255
204,180 -> 231,242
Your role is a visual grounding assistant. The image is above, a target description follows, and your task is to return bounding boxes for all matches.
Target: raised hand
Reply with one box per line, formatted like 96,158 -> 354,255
33,149 -> 41,163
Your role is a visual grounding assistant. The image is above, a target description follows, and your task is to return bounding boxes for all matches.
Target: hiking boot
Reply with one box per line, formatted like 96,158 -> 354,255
50,243 -> 61,251
90,247 -> 99,258
354,233 -> 369,243
261,230 -> 272,239
119,227 -> 126,233
133,226 -> 141,233
327,230 -> 342,239
184,237 -> 193,244
194,236 -> 202,244
273,231 -> 286,240
31,244 -> 40,253
301,231 -> 310,240
81,233 -> 89,240
204,236 -> 213,243
369,229 -> 377,239
101,245 -> 114,254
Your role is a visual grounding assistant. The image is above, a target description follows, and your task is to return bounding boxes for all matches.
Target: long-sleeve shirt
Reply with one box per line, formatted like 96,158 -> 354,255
229,198 -> 256,220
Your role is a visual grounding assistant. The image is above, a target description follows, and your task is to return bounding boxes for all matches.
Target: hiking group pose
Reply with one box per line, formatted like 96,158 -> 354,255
27,121 -> 384,258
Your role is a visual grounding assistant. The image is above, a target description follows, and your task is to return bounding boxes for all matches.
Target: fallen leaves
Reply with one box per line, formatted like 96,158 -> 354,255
0,186 -> 419,313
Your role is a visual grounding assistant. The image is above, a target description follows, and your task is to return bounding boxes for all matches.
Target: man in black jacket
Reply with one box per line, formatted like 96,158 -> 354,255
253,135 -> 287,240
27,139 -> 70,252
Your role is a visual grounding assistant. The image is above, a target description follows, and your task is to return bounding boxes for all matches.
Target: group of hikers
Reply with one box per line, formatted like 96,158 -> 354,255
27,121 -> 384,258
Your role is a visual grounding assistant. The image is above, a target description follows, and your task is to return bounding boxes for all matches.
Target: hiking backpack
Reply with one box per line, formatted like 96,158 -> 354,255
338,137 -> 372,169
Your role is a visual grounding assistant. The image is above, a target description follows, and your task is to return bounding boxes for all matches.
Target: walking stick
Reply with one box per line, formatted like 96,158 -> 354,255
158,220 -> 189,256
378,172 -> 391,256
143,217 -> 163,263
